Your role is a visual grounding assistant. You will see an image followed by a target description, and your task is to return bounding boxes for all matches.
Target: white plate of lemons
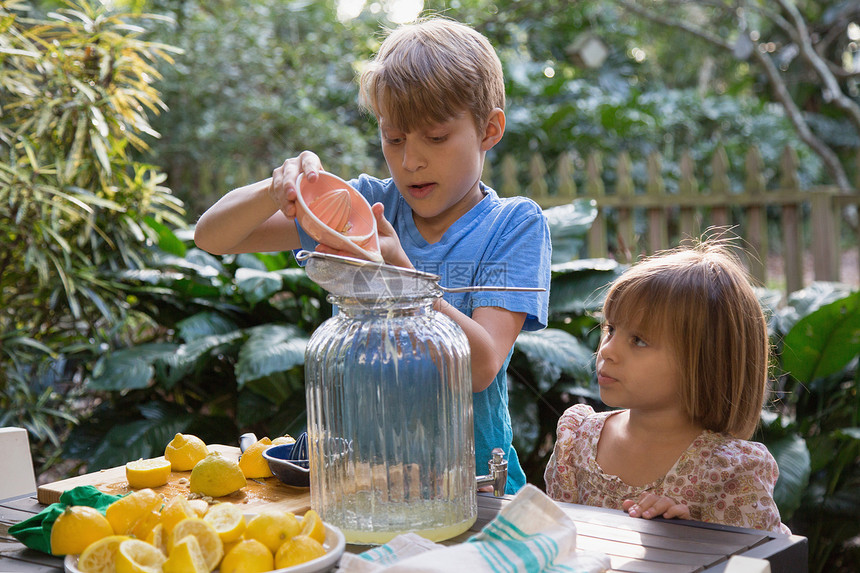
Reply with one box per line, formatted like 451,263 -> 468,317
63,511 -> 345,573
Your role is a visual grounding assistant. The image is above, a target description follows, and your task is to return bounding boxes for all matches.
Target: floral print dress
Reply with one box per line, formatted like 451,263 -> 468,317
544,404 -> 790,534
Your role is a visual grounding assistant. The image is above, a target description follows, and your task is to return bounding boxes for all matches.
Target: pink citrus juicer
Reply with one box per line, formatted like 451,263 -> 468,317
295,172 -> 383,262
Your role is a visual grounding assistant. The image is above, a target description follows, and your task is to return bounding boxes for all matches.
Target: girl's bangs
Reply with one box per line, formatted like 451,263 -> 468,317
604,278 -> 672,338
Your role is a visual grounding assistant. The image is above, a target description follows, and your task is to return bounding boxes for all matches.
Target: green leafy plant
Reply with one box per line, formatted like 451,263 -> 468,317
66,229 -> 330,469
765,285 -> 860,573
1,0 -> 182,469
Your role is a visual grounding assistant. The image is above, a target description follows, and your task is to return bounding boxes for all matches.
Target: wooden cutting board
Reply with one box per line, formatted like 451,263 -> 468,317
37,445 -> 311,515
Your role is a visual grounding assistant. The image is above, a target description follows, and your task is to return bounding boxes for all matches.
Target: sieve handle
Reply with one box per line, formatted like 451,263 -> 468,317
438,286 -> 546,293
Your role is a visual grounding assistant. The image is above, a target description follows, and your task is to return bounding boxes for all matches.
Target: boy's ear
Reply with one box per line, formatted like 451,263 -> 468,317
480,108 -> 506,151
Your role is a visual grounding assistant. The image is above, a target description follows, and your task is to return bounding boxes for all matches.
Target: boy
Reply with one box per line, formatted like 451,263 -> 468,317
194,17 -> 551,493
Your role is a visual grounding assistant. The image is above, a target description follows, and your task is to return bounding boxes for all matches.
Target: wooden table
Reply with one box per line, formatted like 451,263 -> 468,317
1,491 -> 807,573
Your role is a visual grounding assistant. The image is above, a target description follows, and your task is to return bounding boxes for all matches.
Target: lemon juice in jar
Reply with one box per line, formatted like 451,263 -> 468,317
305,294 -> 476,544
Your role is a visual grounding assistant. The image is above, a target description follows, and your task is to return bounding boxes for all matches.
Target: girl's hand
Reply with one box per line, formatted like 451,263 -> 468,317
622,494 -> 691,520
270,150 -> 323,219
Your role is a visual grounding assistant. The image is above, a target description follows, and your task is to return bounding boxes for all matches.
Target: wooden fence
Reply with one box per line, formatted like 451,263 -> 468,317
192,145 -> 860,297
482,145 -> 860,296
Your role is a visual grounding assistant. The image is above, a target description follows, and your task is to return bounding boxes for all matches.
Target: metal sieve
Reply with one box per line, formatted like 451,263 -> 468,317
295,250 -> 545,299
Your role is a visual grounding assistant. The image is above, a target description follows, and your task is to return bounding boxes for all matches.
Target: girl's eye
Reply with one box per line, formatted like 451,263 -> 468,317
428,135 -> 447,143
631,336 -> 648,348
602,324 -> 614,337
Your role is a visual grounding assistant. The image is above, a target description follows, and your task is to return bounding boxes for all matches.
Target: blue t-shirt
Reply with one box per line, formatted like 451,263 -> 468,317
296,174 -> 552,493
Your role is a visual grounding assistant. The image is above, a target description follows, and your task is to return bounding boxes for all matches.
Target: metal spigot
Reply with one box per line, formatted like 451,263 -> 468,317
475,447 -> 508,497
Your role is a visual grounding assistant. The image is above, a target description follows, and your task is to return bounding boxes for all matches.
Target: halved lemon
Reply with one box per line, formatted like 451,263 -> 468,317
116,538 -> 166,573
164,433 -> 208,471
170,517 -> 223,571
77,535 -> 131,573
105,489 -> 162,536
163,534 -> 208,573
125,458 -> 171,489
203,502 -> 246,543
238,438 -> 273,479
300,509 -> 326,545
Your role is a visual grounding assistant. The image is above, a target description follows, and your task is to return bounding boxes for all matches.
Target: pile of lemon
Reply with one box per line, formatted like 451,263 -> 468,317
51,489 -> 327,573
125,433 -> 295,498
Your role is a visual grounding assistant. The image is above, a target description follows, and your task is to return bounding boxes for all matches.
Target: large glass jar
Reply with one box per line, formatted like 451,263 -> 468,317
305,294 -> 476,544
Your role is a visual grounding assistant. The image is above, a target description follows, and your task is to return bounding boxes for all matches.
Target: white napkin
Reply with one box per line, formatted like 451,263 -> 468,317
337,484 -> 610,572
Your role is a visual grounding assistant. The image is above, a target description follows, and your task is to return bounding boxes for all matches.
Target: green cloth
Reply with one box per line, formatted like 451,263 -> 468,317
8,485 -> 123,555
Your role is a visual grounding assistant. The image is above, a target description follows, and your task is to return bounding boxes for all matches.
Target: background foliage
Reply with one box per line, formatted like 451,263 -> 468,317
1,1 -> 858,572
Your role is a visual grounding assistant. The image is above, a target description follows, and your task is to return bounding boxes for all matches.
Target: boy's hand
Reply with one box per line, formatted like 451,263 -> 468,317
622,494 -> 691,520
314,203 -> 411,267
270,150 -> 323,219
372,203 -> 412,269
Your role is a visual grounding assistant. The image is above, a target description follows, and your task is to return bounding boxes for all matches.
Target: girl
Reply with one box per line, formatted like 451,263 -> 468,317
544,241 -> 790,533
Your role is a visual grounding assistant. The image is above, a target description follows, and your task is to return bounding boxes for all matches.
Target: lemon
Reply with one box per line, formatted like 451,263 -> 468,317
170,517 -> 224,571
220,538 -> 274,573
144,522 -> 167,556
77,535 -> 132,573
203,502 -> 246,543
300,509 -> 326,545
126,458 -> 171,489
244,510 -> 301,553
271,435 -> 295,446
129,509 -> 161,540
238,437 -> 273,479
50,506 -> 114,556
106,489 -> 163,536
190,451 -> 246,497
274,534 -> 326,568
163,534 -> 208,573
160,495 -> 196,535
164,433 -> 208,471
116,539 -> 166,573
188,498 -> 210,517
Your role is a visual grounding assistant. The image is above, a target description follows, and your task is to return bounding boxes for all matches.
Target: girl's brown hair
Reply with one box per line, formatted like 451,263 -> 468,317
602,239 -> 769,439
358,17 -> 505,133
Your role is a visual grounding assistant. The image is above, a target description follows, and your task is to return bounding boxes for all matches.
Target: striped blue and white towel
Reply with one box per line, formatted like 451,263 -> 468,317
337,484 -> 610,572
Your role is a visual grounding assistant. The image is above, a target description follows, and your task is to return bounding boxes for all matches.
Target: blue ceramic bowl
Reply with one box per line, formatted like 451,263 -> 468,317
263,444 -> 310,487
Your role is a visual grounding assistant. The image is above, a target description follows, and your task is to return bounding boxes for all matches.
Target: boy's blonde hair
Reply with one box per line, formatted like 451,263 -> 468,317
358,18 -> 505,133
601,240 -> 769,439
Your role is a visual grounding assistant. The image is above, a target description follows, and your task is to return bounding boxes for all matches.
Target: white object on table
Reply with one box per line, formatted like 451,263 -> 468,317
0,427 -> 37,499
337,484 -> 610,572
724,555 -> 772,573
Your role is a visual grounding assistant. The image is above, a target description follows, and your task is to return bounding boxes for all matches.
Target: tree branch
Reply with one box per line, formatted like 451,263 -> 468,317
751,47 -> 851,190
614,0 -> 732,50
775,0 -> 860,140
611,0 -> 853,190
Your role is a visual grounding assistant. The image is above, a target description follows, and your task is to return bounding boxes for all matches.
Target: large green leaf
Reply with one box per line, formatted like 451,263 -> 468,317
157,331 -> 245,387
244,370 -> 305,406
176,311 -> 240,341
782,291 -> 860,383
143,216 -> 186,257
235,267 -> 285,305
89,342 -> 178,390
514,328 -> 594,391
772,282 -> 856,336
85,405 -> 196,470
769,433 -> 811,520
236,324 -> 308,387
544,200 -> 598,263
549,259 -> 624,317
508,381 -> 540,458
